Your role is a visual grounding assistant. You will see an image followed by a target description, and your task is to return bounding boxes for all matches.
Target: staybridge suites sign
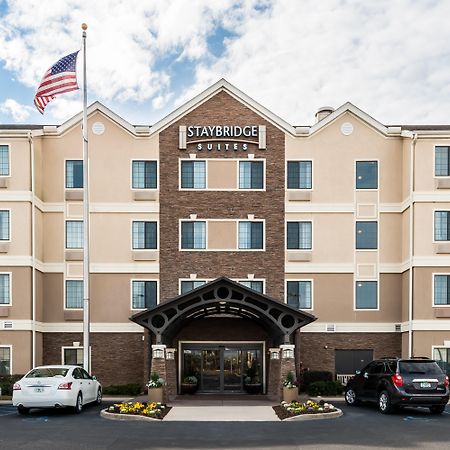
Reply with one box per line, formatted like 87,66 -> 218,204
178,124 -> 266,151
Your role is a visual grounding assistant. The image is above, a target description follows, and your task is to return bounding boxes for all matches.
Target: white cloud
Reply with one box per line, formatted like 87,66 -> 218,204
0,99 -> 35,122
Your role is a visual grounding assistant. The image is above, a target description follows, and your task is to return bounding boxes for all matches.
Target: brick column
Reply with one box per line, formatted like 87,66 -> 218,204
165,348 -> 177,401
267,348 -> 281,401
280,344 -> 297,402
150,345 -> 168,402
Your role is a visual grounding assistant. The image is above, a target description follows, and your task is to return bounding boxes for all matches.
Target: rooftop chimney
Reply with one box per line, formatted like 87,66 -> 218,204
315,106 -> 334,123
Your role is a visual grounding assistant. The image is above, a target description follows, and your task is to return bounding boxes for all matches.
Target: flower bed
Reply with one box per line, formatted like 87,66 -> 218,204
273,399 -> 338,420
105,401 -> 171,420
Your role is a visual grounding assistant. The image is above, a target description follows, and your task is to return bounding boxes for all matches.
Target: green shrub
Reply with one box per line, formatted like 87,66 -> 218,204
102,383 -> 142,396
0,375 -> 24,396
301,371 -> 333,390
306,381 -> 344,396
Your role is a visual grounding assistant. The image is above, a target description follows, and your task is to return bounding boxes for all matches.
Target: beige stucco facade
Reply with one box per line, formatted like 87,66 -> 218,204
0,80 -> 450,384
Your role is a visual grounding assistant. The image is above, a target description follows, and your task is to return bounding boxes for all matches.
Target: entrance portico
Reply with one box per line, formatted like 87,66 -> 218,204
131,277 -> 316,400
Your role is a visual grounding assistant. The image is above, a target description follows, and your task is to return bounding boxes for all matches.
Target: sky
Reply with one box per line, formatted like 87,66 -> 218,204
0,0 -> 450,126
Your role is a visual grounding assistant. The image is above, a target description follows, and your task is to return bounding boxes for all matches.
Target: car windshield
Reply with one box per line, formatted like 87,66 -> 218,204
399,361 -> 443,376
26,368 -> 69,378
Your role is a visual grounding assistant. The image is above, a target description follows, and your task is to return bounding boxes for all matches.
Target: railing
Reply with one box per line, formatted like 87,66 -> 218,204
336,374 -> 354,386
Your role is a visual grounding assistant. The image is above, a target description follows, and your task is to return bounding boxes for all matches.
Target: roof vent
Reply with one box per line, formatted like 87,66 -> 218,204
326,323 -> 336,332
315,106 -> 334,123
3,321 -> 13,329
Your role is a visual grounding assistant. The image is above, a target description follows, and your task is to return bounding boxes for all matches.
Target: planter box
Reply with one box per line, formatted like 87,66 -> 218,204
180,383 -> 198,395
148,387 -> 163,403
244,383 -> 262,394
283,387 -> 298,403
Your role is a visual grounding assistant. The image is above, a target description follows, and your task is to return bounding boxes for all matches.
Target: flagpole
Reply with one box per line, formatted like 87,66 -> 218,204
81,23 -> 90,373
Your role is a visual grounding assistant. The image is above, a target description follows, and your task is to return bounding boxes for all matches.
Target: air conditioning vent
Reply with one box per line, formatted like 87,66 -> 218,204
395,323 -> 401,332
3,321 -> 13,329
326,324 -> 336,332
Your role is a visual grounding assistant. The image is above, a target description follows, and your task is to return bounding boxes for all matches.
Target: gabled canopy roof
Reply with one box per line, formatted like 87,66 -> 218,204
130,277 -> 316,345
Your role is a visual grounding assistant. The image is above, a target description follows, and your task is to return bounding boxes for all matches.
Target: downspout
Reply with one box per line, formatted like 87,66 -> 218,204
408,132 -> 417,357
28,132 -> 36,368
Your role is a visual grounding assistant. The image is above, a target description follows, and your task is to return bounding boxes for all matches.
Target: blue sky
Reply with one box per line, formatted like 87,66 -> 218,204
1,0 -> 450,126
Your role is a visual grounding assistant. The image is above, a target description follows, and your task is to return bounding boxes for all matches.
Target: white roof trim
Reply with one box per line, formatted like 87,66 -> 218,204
149,78 -> 297,136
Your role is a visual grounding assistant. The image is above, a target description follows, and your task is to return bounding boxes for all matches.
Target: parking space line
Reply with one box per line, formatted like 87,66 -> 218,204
0,406 -> 16,417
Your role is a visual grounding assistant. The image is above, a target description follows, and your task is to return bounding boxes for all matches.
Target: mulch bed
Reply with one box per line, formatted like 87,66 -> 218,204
273,405 -> 296,420
105,405 -> 172,420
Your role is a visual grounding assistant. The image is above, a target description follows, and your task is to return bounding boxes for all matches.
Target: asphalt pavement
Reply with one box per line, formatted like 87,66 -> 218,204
1,401 -> 450,449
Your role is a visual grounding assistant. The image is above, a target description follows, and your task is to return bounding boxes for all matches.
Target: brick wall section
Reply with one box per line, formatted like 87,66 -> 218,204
42,333 -> 145,387
150,357 -> 168,402
298,332 -> 402,375
159,91 -> 286,302
267,358 -> 281,401
165,357 -> 177,399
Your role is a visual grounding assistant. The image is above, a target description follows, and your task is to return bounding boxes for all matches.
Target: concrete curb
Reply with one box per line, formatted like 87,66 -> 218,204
282,408 -> 343,421
100,408 -> 162,422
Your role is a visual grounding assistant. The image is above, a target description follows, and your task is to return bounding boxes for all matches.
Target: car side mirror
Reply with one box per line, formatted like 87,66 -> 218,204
91,375 -> 97,381
355,370 -> 361,375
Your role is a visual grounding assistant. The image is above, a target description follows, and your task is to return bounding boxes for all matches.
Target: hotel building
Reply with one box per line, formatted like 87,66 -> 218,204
1,79 -> 450,397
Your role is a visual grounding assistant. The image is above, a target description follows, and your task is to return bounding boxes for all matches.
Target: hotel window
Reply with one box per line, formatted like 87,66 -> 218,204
0,274 -> 10,305
132,221 -> 157,249
0,347 -> 11,375
238,280 -> 264,293
0,145 -> 9,176
239,161 -> 264,189
66,160 -> 83,188
132,280 -> 157,309
356,221 -> 377,249
181,161 -> 206,189
66,221 -> 83,249
63,348 -> 83,367
287,221 -> 312,250
180,280 -> 207,294
434,275 -> 450,305
434,348 -> 450,375
238,221 -> 263,249
286,281 -> 312,309
287,161 -> 312,189
181,221 -> 206,249
435,146 -> 450,176
0,210 -> 9,240
435,211 -> 450,241
132,161 -> 157,189
356,161 -> 378,189
66,280 -> 83,309
356,281 -> 378,309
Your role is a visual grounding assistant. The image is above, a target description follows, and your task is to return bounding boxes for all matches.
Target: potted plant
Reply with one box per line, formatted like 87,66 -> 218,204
180,375 -> 198,394
147,372 -> 164,403
243,363 -> 262,394
282,371 -> 299,403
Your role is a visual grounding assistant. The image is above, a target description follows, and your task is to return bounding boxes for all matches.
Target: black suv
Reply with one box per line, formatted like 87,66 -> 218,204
345,358 -> 449,414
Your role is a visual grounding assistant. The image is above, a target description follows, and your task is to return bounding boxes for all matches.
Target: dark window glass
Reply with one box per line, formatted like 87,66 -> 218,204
181,221 -> 206,249
238,221 -> 263,249
132,281 -> 157,309
132,161 -> 157,189
180,280 -> 207,294
434,275 -> 450,305
434,211 -> 450,241
356,281 -> 377,309
63,348 -> 83,367
435,146 -> 450,176
239,280 -> 264,293
286,281 -> 312,309
356,161 -> 378,189
0,211 -> 9,241
181,161 -> 206,188
239,161 -> 264,189
287,161 -> 312,189
66,160 -> 83,188
133,221 -> 157,249
287,222 -> 312,249
399,361 -> 443,376
356,221 -> 378,249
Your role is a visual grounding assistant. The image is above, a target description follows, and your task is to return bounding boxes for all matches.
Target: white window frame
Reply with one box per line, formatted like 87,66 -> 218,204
432,209 -> 450,243
64,279 -> 83,311
285,159 -> 314,190
237,219 -> 266,251
0,345 -> 12,375
354,279 -> 379,311
355,220 -> 378,251
0,272 -> 12,306
130,219 -> 159,250
61,346 -> 91,367
130,278 -> 159,311
130,159 -> 159,190
433,144 -> 450,178
355,159 -> 379,191
65,219 -> 83,249
0,208 -> 11,242
64,159 -> 83,190
179,220 -> 208,251
285,220 -> 313,251
284,279 -> 314,311
432,272 -> 450,308
235,278 -> 266,294
178,278 -> 210,295
179,159 -> 208,190
0,144 -> 11,178
237,160 -> 266,191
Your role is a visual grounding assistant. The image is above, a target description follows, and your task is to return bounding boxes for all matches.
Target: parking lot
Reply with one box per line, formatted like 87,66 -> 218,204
1,401 -> 450,449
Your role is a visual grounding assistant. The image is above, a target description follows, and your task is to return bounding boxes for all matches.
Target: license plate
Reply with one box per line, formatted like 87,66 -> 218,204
420,382 -> 431,388
34,387 -> 44,393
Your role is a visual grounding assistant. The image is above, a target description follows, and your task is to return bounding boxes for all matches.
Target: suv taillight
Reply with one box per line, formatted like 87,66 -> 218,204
445,376 -> 449,388
12,383 -> 21,391
391,374 -> 403,387
57,382 -> 72,390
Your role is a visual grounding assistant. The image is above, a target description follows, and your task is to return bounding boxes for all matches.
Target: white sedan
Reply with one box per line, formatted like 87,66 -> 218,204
12,365 -> 102,415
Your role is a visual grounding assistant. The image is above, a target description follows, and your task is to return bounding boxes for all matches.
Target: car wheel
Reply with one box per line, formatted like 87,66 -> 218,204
345,387 -> 359,406
95,388 -> 102,405
430,405 -> 446,415
378,390 -> 393,414
74,392 -> 83,414
17,406 -> 30,415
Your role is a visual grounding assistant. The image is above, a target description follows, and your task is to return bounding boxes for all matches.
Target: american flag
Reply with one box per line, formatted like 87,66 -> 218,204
34,51 -> 80,114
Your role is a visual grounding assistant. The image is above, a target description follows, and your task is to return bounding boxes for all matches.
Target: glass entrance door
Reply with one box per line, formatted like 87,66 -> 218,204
182,343 -> 263,393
